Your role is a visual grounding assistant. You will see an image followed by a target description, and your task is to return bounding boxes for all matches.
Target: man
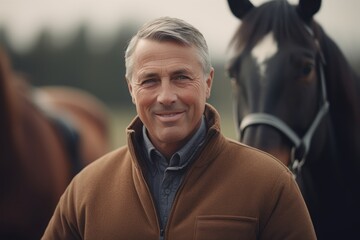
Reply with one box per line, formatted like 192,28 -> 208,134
42,17 -> 316,239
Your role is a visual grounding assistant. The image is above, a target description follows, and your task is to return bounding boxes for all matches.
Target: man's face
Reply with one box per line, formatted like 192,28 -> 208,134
128,39 -> 213,158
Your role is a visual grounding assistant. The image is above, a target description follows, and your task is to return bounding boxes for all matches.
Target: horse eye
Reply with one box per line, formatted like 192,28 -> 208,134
226,69 -> 238,81
302,63 -> 314,76
226,56 -> 242,80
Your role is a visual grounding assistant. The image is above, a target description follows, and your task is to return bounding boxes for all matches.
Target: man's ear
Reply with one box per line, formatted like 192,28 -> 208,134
127,79 -> 135,104
206,67 -> 214,99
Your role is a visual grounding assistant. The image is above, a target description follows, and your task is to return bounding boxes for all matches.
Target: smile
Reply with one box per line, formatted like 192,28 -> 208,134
160,113 -> 178,117
155,111 -> 184,122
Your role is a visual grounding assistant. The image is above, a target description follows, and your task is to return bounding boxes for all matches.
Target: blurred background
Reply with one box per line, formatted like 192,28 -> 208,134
1,0 -> 359,149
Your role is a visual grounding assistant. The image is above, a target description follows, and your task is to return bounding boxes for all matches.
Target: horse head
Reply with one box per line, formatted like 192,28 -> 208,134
226,0 -> 325,172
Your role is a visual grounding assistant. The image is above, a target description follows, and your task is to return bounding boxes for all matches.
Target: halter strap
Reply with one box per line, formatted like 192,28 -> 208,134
240,100 -> 329,175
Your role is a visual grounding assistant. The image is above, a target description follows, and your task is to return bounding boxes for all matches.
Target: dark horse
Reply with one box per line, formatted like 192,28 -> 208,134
226,0 -> 360,239
0,47 -> 110,239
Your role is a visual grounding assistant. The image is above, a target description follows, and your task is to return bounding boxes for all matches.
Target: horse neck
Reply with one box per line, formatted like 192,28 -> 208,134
0,50 -> 20,165
317,25 -> 360,160
0,50 -> 36,177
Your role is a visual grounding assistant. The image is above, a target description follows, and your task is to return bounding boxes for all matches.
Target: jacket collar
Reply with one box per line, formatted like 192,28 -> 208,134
126,103 -> 227,169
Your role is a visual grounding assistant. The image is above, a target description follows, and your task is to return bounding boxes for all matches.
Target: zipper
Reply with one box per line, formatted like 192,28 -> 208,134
160,229 -> 165,240
162,130 -> 216,240
129,132 -> 164,239
138,168 -> 164,240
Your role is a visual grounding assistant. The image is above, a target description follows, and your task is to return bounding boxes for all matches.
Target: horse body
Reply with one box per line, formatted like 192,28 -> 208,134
227,0 -> 360,239
0,47 -> 110,239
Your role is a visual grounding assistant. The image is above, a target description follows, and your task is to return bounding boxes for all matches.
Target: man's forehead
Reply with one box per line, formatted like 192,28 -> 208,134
134,39 -> 195,59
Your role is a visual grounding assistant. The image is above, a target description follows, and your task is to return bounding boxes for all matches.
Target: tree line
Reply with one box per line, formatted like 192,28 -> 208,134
0,23 -> 232,110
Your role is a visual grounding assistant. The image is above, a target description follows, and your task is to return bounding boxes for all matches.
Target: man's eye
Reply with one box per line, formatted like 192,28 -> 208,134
141,79 -> 157,87
174,75 -> 189,81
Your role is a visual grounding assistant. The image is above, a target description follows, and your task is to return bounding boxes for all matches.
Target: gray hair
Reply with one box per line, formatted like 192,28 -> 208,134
124,16 -> 212,81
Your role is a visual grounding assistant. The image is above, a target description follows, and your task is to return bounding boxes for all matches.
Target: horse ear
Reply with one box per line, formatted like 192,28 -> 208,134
227,0 -> 254,20
297,0 -> 322,23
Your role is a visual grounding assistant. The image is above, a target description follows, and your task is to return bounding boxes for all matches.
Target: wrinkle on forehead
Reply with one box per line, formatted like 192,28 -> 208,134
132,39 -> 203,81
251,32 -> 278,79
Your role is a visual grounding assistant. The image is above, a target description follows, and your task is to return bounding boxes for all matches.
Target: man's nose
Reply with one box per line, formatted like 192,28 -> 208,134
157,81 -> 177,105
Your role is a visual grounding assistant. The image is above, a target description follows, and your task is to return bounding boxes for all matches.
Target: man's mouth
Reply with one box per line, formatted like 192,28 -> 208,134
155,111 -> 184,122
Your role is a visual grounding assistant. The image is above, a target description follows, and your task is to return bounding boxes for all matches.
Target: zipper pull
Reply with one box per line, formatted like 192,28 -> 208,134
159,228 -> 165,240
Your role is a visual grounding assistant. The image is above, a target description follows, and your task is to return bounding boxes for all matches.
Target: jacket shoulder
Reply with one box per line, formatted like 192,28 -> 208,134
72,146 -> 132,189
225,138 -> 291,173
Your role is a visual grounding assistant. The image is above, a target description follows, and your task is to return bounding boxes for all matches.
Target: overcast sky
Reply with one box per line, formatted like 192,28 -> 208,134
0,0 -> 359,58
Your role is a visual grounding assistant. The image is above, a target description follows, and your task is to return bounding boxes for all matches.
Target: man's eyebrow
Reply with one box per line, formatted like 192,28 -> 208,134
137,68 -> 192,79
138,72 -> 159,79
171,68 -> 191,75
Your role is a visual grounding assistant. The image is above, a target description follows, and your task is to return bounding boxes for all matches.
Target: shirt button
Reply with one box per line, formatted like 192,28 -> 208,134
165,189 -> 170,194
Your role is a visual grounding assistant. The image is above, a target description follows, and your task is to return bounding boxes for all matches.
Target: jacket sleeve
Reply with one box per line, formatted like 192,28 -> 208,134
41,179 -> 83,240
260,171 -> 317,240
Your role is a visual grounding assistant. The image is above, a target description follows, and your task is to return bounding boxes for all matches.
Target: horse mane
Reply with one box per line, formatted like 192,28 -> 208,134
313,23 -> 360,163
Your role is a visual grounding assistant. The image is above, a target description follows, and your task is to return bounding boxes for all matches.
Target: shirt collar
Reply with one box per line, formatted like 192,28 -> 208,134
142,116 -> 207,168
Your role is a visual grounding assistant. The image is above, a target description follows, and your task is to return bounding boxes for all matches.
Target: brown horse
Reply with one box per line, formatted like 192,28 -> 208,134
0,47 -> 110,239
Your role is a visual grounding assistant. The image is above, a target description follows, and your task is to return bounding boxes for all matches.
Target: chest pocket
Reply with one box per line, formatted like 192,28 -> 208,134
193,215 -> 258,240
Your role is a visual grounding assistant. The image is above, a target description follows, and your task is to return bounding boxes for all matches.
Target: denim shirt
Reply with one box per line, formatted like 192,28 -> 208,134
142,116 -> 207,234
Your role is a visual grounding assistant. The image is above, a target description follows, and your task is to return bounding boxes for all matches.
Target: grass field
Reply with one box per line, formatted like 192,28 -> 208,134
108,106 -> 237,150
